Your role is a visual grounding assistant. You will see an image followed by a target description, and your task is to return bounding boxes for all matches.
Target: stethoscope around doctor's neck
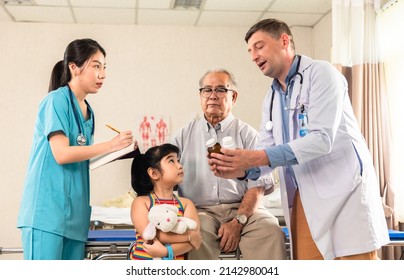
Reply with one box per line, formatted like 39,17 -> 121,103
68,86 -> 95,146
265,55 -> 304,132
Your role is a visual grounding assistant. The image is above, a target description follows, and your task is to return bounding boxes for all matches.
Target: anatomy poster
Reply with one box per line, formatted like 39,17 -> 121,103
136,115 -> 170,152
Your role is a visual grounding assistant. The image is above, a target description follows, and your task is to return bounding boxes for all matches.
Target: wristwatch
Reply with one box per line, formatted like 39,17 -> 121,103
235,214 -> 247,226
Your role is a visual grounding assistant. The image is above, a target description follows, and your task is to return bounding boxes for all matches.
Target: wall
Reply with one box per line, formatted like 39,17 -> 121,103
314,12 -> 332,60
0,18 -> 331,259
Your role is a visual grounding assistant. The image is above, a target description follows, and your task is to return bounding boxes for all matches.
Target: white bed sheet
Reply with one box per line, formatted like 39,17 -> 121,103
91,205 -> 132,225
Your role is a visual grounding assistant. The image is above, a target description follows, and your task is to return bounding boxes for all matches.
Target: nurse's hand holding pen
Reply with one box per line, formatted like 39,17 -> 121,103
208,148 -> 269,179
106,124 -> 136,152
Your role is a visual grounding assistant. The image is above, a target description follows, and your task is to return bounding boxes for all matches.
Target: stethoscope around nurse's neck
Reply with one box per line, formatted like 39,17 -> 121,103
68,86 -> 95,146
265,55 -> 304,132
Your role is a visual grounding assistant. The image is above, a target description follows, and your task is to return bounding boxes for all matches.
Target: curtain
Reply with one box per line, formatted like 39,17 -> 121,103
332,0 -> 399,259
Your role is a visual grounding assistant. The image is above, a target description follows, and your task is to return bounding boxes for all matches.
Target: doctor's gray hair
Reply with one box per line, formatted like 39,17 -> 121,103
244,18 -> 295,52
199,68 -> 238,90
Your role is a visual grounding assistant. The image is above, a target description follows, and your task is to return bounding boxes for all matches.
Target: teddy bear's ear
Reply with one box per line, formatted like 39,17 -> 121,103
143,222 -> 156,241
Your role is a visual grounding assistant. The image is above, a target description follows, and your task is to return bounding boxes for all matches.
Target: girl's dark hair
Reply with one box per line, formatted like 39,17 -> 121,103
48,38 -> 106,91
131,143 -> 180,196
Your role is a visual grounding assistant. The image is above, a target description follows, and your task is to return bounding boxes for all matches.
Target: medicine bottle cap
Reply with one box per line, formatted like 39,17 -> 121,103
206,138 -> 216,147
222,136 -> 235,148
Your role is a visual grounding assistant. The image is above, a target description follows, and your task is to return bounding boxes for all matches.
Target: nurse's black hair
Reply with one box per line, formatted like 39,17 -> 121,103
48,38 -> 106,91
48,60 -> 64,92
131,143 -> 180,196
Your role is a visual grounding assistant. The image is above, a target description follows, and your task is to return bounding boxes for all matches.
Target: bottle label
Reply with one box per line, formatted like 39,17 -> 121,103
207,142 -> 222,156
222,136 -> 236,149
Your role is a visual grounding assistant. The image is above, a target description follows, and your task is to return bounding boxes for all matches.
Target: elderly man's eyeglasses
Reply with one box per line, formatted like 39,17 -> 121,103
199,87 -> 234,98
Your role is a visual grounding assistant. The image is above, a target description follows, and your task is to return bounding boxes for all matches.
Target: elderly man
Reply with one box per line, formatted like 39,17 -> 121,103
170,69 -> 286,260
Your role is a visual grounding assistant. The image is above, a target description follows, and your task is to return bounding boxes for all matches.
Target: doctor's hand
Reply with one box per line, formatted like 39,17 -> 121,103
209,149 -> 269,178
208,148 -> 253,179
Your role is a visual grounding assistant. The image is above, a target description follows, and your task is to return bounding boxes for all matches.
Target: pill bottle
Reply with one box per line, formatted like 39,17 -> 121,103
222,136 -> 236,149
206,138 -> 222,156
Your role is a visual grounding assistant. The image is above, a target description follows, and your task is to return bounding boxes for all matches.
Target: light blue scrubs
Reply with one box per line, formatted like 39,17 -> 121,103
17,85 -> 94,258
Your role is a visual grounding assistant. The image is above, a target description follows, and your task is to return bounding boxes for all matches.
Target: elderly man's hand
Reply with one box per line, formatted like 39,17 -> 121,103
218,219 -> 243,253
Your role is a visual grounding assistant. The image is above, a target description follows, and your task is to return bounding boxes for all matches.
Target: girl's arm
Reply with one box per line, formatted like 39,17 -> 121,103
143,238 -> 194,258
49,131 -> 134,164
130,196 -> 151,238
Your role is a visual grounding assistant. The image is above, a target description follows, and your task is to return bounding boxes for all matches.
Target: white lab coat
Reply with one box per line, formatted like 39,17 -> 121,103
257,55 -> 389,259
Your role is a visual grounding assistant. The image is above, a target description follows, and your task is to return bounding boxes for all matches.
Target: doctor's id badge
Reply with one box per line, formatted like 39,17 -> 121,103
298,112 -> 308,137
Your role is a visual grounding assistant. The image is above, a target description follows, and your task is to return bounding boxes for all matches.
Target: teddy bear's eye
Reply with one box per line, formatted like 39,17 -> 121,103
157,223 -> 160,226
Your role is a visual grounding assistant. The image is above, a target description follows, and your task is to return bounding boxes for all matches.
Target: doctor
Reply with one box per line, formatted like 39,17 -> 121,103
209,18 -> 390,260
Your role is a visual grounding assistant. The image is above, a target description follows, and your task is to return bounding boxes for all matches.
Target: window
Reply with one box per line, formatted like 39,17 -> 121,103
378,0 -> 404,222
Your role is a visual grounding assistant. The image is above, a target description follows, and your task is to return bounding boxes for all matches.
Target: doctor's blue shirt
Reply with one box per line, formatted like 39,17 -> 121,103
246,56 -> 300,180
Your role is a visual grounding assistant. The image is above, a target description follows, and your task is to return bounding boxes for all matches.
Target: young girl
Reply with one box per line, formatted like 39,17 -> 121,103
129,143 -> 201,260
17,38 -> 135,260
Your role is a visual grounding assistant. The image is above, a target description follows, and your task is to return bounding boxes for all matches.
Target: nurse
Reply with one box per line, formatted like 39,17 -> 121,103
209,18 -> 390,260
17,38 -> 135,260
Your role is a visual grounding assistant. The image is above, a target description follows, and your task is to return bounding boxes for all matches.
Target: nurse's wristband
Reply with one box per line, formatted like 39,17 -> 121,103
162,244 -> 174,260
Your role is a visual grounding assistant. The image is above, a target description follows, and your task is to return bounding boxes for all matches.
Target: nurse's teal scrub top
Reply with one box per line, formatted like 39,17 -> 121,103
17,85 -> 94,242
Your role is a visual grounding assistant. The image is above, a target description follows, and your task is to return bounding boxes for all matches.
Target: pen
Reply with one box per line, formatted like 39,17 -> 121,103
105,124 -> 121,134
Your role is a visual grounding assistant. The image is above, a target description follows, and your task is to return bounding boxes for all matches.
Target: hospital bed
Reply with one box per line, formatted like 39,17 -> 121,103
85,226 -> 404,260
87,197 -> 404,260
86,229 -> 134,260
86,205 -> 133,259
1,227 -> 403,259
85,228 -> 289,260
386,230 -> 404,246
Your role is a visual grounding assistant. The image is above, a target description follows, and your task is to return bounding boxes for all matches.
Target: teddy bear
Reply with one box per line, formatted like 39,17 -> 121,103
141,204 -> 197,259
143,204 -> 197,241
